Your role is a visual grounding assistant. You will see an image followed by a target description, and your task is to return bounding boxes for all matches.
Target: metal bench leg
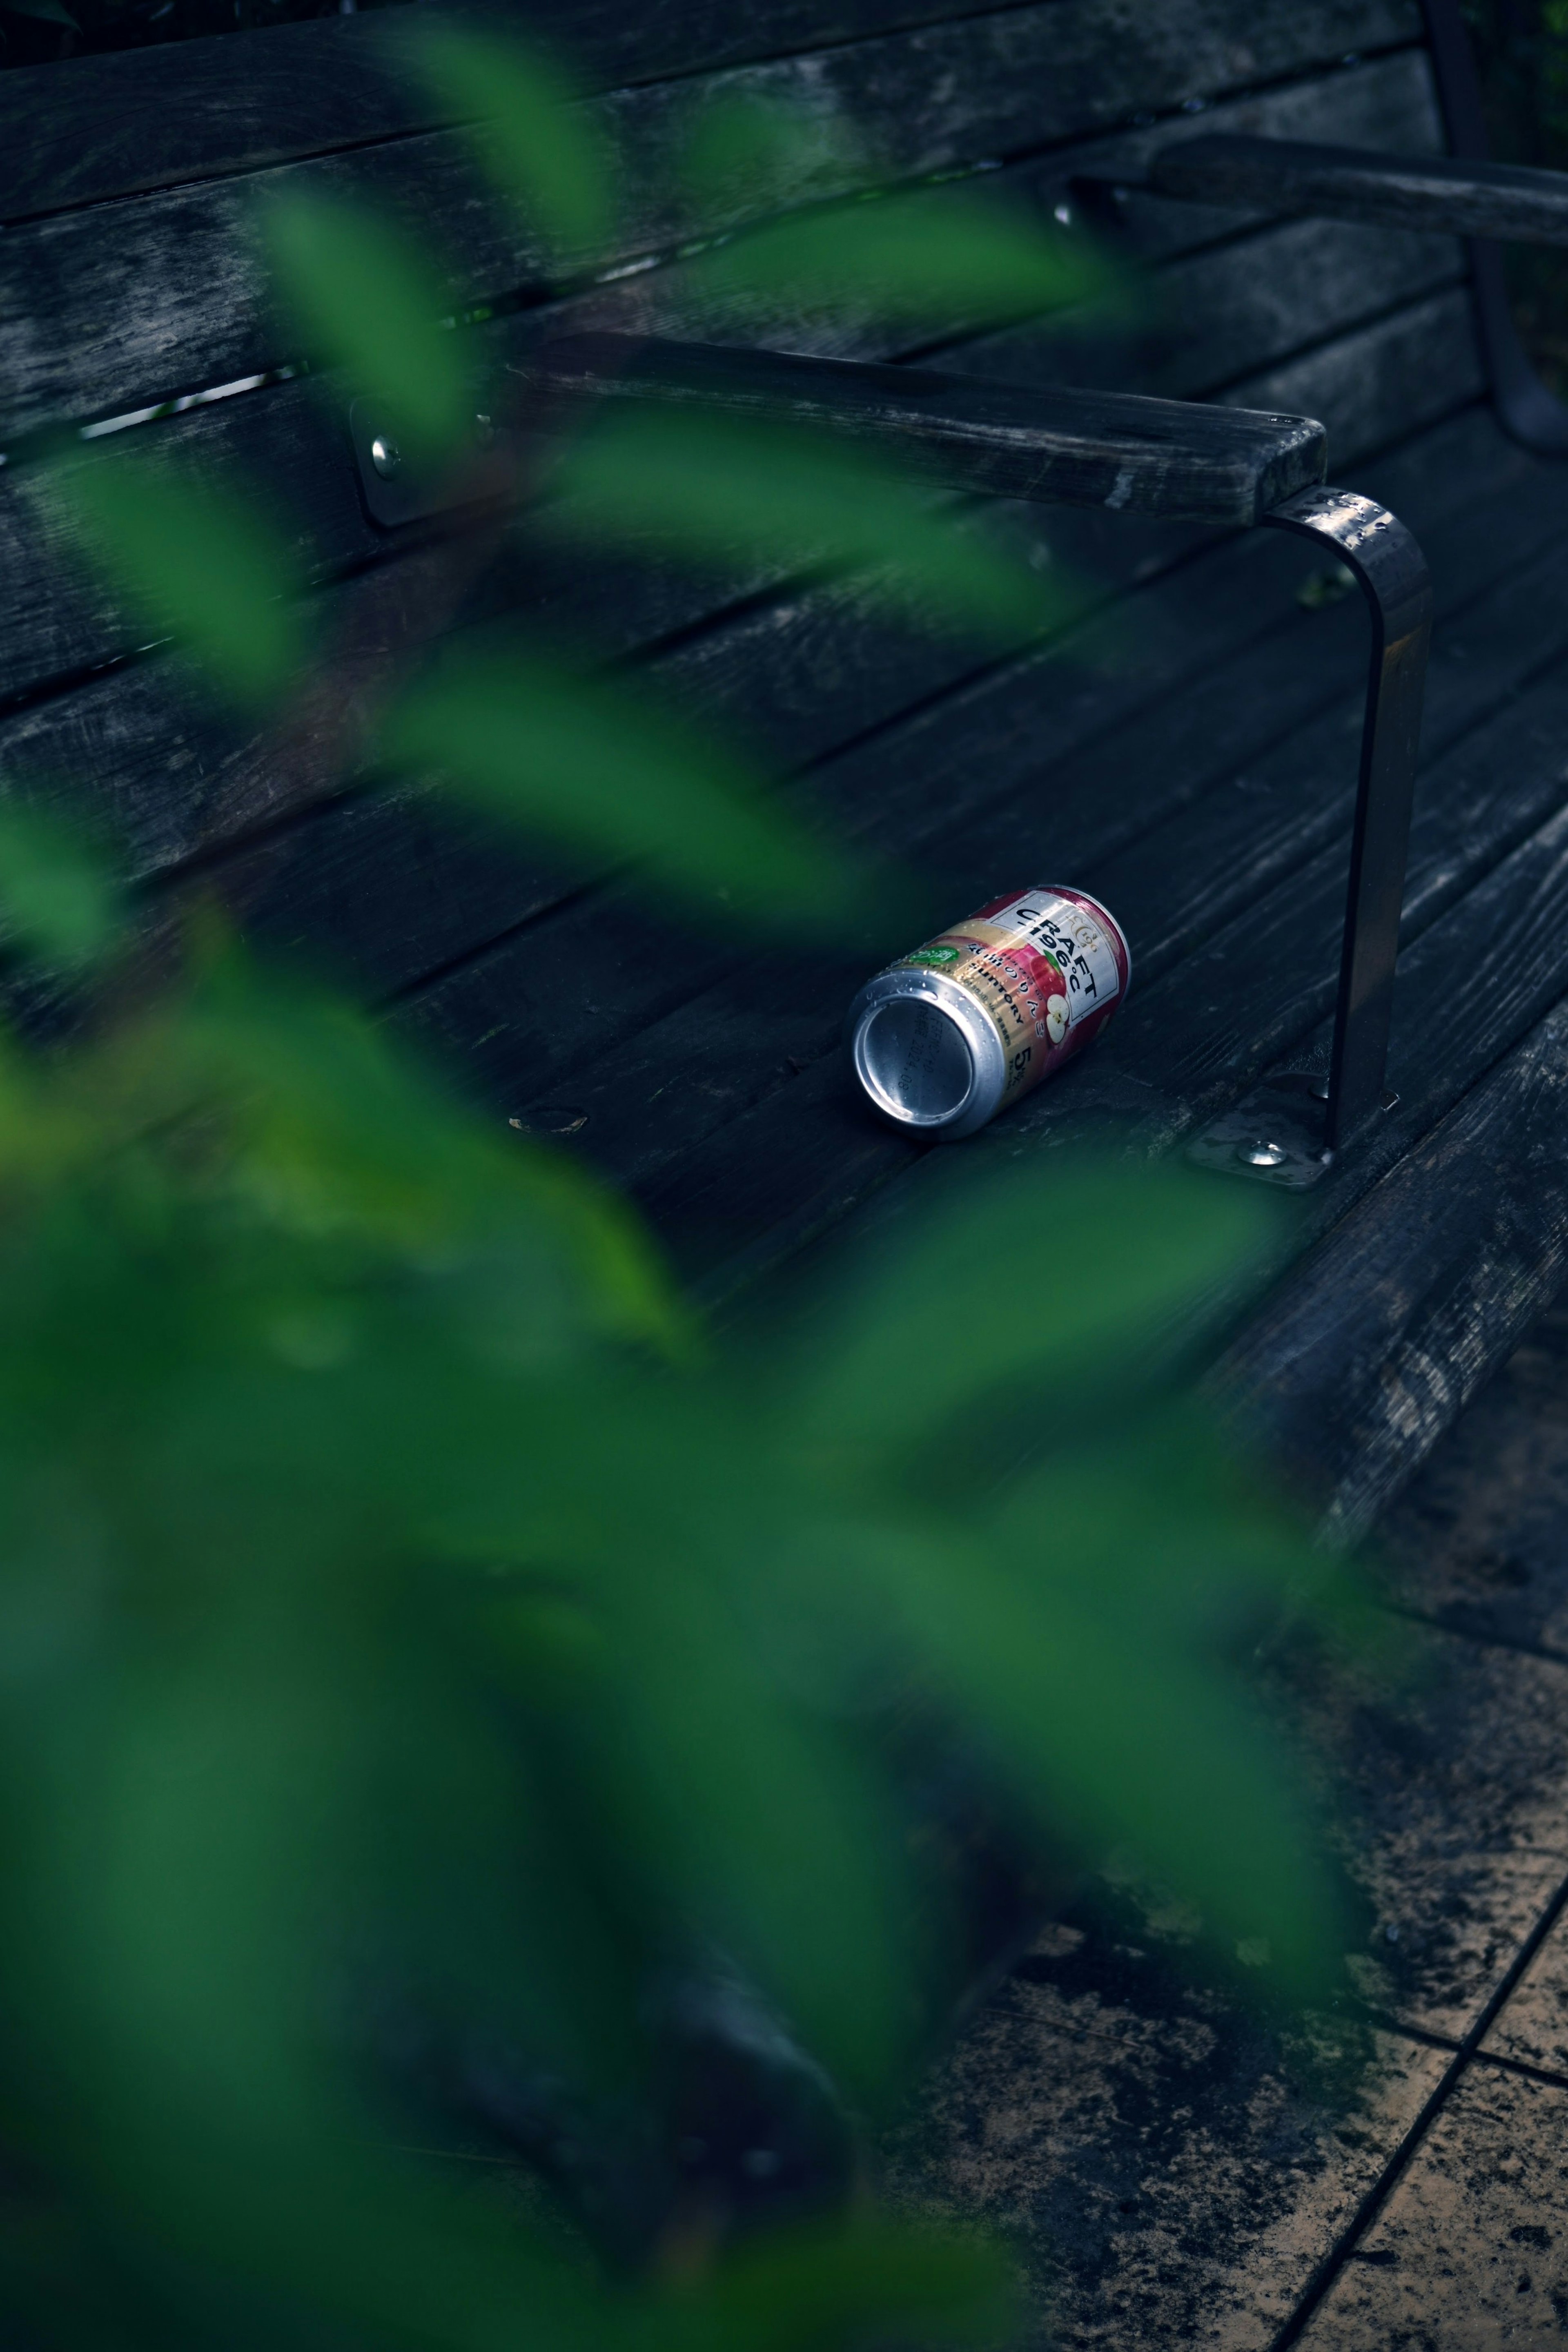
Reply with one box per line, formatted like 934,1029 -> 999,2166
1189,488 -> 1432,1184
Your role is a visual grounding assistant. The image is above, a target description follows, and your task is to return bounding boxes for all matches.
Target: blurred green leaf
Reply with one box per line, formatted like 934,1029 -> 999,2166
419,25 -> 611,257
793,1162 -> 1281,1454
384,645 -> 852,923
690,181 -> 1108,334
0,809 -> 120,968
543,410 -> 1057,640
832,1503 -> 1341,1989
60,454 -> 303,709
593,1498 -> 911,2100
666,2214 -> 1018,2352
110,946 -> 686,1355
0,51 -> 1375,2327
679,91 -> 866,228
265,194 -> 472,457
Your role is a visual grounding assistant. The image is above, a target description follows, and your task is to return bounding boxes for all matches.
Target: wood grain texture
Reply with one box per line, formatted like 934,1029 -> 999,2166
1214,999 -> 1568,1548
0,48 -> 1443,711
0,0 -> 1062,225
950,216 -> 1462,408
1151,130 -> 1568,249
1221,285 -> 1483,465
529,334 -> 1328,526
0,0 -> 1533,1546
0,241 -> 1476,943
2,0 -> 1428,232
0,0 -> 1425,439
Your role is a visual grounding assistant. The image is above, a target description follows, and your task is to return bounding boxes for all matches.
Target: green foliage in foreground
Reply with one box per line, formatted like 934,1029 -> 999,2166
0,881 -> 1340,2349
0,33 -> 1364,2349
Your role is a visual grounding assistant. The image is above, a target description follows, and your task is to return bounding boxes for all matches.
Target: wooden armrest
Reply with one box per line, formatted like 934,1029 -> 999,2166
522,332 -> 1326,530
1145,133 -> 1568,249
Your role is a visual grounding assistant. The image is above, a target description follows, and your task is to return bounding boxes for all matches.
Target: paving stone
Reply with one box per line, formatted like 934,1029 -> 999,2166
1271,1628 -> 1568,2042
1295,2065 -> 1568,2348
1482,1905 -> 1568,2079
884,1300 -> 1568,2347
881,1911 -> 1447,2348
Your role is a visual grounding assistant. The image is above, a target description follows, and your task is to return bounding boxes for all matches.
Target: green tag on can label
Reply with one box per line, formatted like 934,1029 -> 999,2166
903,944 -> 961,967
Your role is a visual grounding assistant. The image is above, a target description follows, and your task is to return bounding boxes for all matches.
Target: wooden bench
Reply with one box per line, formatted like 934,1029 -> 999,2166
4,0 -> 1568,1567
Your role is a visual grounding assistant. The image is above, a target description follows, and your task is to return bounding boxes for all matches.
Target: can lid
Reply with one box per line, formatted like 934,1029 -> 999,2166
853,994 -> 975,1128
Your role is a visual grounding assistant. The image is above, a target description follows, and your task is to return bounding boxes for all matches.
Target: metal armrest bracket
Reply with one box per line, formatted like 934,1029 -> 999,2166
1187,487 -> 1432,1186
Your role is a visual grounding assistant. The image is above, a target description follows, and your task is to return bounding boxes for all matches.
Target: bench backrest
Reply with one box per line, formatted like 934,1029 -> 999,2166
0,0 -> 1478,1054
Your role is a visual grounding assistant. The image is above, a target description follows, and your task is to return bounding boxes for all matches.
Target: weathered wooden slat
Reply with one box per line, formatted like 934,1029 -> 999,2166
949,216 -> 1461,407
0,0 -> 1029,225
1213,997 -> 1568,1546
0,272 -> 1461,723
1060,578 -> 1568,1148
1094,674 -> 1568,1166
0,0 -> 1439,229
0,47 -> 1442,712
0,0 -> 1425,441
528,334 -> 1327,526
0,0 -> 1420,227
503,416 -> 1568,1250
0,377 -> 1493,1130
1149,132 -> 1568,249
1222,285 -> 1483,465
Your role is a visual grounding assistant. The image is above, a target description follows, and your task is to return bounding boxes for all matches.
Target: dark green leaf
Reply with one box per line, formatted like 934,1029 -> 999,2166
265,194 -> 472,458
59,453 -> 303,709
544,411 -> 1058,640
384,645 -> 853,923
842,1513 -> 1342,1986
795,1162 -> 1281,1452
0,808 -> 121,968
418,25 -> 611,256
689,181 -> 1109,335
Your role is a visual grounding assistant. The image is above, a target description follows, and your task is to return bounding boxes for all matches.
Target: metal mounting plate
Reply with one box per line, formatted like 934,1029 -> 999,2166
348,398 -> 512,529
1189,1072 -> 1400,1187
1189,1074 -> 1334,1189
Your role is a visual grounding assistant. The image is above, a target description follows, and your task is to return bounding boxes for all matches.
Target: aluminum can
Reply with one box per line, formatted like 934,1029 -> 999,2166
846,885 -> 1131,1140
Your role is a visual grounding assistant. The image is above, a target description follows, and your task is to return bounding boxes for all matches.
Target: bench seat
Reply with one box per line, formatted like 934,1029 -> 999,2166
1,0 -> 1564,1545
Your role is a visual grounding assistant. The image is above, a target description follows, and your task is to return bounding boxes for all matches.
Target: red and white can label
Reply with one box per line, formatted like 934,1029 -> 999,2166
897,885 -> 1131,1111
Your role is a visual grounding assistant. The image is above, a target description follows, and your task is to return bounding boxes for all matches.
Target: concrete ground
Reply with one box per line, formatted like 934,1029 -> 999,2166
884,1304 -> 1568,2349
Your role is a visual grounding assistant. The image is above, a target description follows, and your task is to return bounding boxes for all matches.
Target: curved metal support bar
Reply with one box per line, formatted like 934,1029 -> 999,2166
1262,487 -> 1433,1150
